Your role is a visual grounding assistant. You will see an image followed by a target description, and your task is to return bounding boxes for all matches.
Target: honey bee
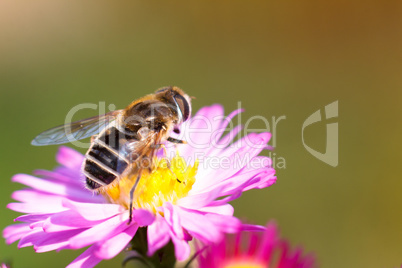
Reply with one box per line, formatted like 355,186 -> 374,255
32,86 -> 192,221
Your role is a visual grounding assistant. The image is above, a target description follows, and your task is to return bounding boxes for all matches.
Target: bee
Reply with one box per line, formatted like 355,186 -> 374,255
32,86 -> 192,221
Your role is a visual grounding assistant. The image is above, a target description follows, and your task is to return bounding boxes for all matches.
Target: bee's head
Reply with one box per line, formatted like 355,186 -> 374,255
155,86 -> 192,123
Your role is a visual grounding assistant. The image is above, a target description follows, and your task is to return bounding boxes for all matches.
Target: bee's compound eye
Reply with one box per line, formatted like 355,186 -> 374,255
174,94 -> 191,122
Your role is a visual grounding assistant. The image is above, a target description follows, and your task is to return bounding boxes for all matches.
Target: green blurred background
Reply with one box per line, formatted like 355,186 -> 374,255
1,1 -> 401,267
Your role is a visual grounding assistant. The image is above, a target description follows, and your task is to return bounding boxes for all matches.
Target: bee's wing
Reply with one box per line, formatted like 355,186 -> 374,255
117,130 -> 162,171
31,110 -> 122,146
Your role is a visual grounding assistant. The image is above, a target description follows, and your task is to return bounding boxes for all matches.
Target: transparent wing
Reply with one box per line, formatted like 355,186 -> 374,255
117,130 -> 161,174
31,110 -> 122,146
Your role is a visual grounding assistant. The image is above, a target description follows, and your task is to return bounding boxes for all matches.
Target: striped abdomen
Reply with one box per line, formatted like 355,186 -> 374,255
83,126 -> 136,190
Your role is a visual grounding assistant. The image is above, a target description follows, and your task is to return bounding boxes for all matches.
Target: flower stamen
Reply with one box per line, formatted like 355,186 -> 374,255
102,153 -> 198,214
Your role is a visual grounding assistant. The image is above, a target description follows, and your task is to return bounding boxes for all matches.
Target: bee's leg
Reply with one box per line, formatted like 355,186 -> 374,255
167,137 -> 186,144
128,168 -> 143,224
156,144 -> 171,168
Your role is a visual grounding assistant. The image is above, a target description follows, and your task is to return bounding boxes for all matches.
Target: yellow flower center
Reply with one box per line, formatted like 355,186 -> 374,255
223,261 -> 265,268
102,153 -> 198,214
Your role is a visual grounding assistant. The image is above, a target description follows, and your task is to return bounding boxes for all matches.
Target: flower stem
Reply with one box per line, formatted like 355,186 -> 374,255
126,227 -> 176,268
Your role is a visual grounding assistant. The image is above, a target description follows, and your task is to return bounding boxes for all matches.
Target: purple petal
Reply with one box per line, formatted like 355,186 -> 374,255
171,233 -> 191,261
11,188 -> 64,201
177,185 -> 225,209
163,203 -> 184,239
200,190 -> 242,207
176,207 -> 221,243
258,222 -> 278,262
203,108 -> 244,154
183,105 -> 224,148
214,108 -> 244,139
11,188 -> 70,206
172,108 -> 243,161
132,209 -> 155,226
3,223 -> 32,244
12,174 -> 91,202
287,246 -> 304,266
204,214 -> 241,233
196,204 -> 234,215
191,133 -> 272,194
66,245 -> 103,268
176,105 -> 225,158
15,214 -> 53,223
18,228 -> 82,250
68,213 -> 129,249
94,223 -> 138,259
147,215 -> 171,256
62,200 -> 123,221
209,124 -> 243,154
43,210 -> 104,233
199,167 -> 275,200
34,169 -> 83,187
228,132 -> 272,156
53,165 -> 86,185
35,241 -> 70,253
29,221 -> 45,229
241,156 -> 272,171
243,173 -> 276,191
7,202 -> 66,214
241,224 -> 266,232
17,229 -> 43,248
56,146 -> 85,170
33,229 -> 83,252
300,253 -> 316,268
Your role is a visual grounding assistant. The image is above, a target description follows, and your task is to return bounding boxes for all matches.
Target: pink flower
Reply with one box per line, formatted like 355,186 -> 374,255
196,222 -> 316,268
3,105 -> 276,267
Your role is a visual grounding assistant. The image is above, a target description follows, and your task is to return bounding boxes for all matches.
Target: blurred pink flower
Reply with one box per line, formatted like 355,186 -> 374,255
196,222 -> 316,268
3,105 -> 276,267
